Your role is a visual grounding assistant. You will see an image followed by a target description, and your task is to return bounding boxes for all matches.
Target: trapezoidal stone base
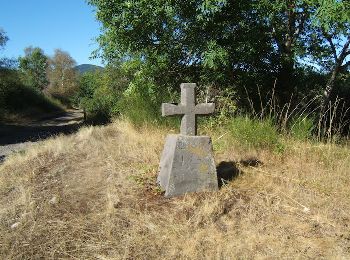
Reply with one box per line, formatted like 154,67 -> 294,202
158,134 -> 218,198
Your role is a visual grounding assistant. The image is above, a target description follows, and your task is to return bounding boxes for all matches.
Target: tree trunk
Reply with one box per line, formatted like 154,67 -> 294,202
318,36 -> 350,138
321,36 -> 350,109
276,56 -> 295,105
322,64 -> 340,108
274,0 -> 299,106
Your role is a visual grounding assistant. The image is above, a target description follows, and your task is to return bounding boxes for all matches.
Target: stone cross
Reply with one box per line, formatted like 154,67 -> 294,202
161,83 -> 215,135
158,82 -> 218,197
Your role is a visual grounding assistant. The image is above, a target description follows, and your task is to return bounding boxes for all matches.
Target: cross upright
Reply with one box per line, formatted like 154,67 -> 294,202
162,83 -> 215,135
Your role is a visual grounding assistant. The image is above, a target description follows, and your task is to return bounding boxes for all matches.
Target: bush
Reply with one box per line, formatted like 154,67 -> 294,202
0,68 -> 62,120
75,67 -> 128,124
80,84 -> 119,124
118,80 -> 163,125
116,68 -> 186,129
289,116 -> 315,141
229,116 -> 283,151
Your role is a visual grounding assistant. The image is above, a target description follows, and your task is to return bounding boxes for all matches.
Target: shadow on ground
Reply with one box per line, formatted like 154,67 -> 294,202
216,158 -> 263,188
0,155 -> 5,163
0,110 -> 85,163
0,123 -> 83,145
0,109 -> 85,146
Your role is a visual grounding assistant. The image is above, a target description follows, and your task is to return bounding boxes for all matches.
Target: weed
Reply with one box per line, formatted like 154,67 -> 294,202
229,116 -> 282,150
290,116 -> 315,141
0,120 -> 349,259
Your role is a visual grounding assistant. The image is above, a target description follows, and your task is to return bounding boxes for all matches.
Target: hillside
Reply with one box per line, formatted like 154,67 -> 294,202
0,70 -> 64,123
74,64 -> 104,74
0,121 -> 349,259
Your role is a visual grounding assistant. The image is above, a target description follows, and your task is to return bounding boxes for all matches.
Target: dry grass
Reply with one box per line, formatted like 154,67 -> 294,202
0,120 -> 349,259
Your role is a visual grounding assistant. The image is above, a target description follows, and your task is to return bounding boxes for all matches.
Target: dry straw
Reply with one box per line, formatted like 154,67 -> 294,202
0,120 -> 349,259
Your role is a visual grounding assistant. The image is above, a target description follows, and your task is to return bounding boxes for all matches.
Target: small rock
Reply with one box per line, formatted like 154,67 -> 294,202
303,207 -> 310,213
113,201 -> 122,208
11,222 -> 20,229
49,196 -> 58,205
21,212 -> 30,218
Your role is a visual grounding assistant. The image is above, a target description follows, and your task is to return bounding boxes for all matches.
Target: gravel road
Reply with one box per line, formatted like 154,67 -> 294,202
0,109 -> 84,163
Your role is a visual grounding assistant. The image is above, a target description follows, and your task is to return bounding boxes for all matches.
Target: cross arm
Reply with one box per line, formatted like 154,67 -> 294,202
194,103 -> 215,114
162,103 -> 185,116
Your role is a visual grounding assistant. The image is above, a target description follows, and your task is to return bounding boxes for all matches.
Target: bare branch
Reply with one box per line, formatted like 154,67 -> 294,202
338,36 -> 350,63
341,60 -> 350,69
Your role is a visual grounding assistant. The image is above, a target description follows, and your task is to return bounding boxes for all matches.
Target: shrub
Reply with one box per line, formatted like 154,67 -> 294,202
0,68 -> 62,120
289,116 -> 315,141
75,67 -> 128,124
229,116 -> 283,150
80,84 -> 119,124
118,81 -> 162,125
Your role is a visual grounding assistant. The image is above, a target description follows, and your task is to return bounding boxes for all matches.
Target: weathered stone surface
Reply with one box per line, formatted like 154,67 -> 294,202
158,82 -> 218,197
158,134 -> 218,198
161,83 -> 215,136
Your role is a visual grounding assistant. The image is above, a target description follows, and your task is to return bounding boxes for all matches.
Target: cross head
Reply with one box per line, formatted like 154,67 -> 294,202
162,83 -> 215,135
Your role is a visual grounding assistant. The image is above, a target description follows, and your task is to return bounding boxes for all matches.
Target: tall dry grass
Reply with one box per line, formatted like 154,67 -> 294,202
243,85 -> 350,142
0,120 -> 349,259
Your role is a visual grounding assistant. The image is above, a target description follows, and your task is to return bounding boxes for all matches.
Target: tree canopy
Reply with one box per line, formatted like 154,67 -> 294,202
0,28 -> 8,50
18,47 -> 49,90
46,49 -> 79,105
89,0 -> 349,103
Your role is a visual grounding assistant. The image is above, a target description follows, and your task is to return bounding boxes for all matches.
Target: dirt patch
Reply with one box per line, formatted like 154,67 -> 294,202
0,109 -> 84,162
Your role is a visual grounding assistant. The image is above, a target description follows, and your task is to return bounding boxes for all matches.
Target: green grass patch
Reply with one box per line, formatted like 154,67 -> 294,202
289,116 -> 315,141
229,116 -> 284,151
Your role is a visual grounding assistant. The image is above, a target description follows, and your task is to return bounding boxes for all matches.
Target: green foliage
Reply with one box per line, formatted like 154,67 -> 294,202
117,65 -> 170,125
46,49 -> 79,106
202,40 -> 229,70
214,88 -> 237,121
119,85 -> 164,126
88,0 -> 350,139
117,60 -> 190,127
0,31 -> 59,120
289,116 -> 315,141
76,65 -> 128,123
0,68 -> 62,120
18,47 -> 49,90
311,0 -> 350,31
81,85 -> 119,123
229,116 -> 283,151
88,0 -> 275,95
0,28 -> 8,50
305,0 -> 350,71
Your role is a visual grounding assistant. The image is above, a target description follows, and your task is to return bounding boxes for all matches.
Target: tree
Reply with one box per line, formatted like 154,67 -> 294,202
0,28 -> 8,50
295,0 -> 350,136
88,0 -> 275,94
75,65 -> 127,123
18,47 -> 49,90
89,0 -> 350,124
254,0 -> 315,103
307,0 -> 350,105
47,49 -> 79,103
0,28 -> 12,69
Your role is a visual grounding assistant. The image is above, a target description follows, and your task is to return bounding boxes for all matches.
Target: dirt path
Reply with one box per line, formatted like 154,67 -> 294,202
0,109 -> 84,163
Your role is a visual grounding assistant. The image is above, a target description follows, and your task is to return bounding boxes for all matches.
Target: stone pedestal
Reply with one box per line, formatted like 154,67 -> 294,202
158,134 -> 218,198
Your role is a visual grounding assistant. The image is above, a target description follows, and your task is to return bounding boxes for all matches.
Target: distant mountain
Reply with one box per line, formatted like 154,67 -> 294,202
74,64 -> 104,74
